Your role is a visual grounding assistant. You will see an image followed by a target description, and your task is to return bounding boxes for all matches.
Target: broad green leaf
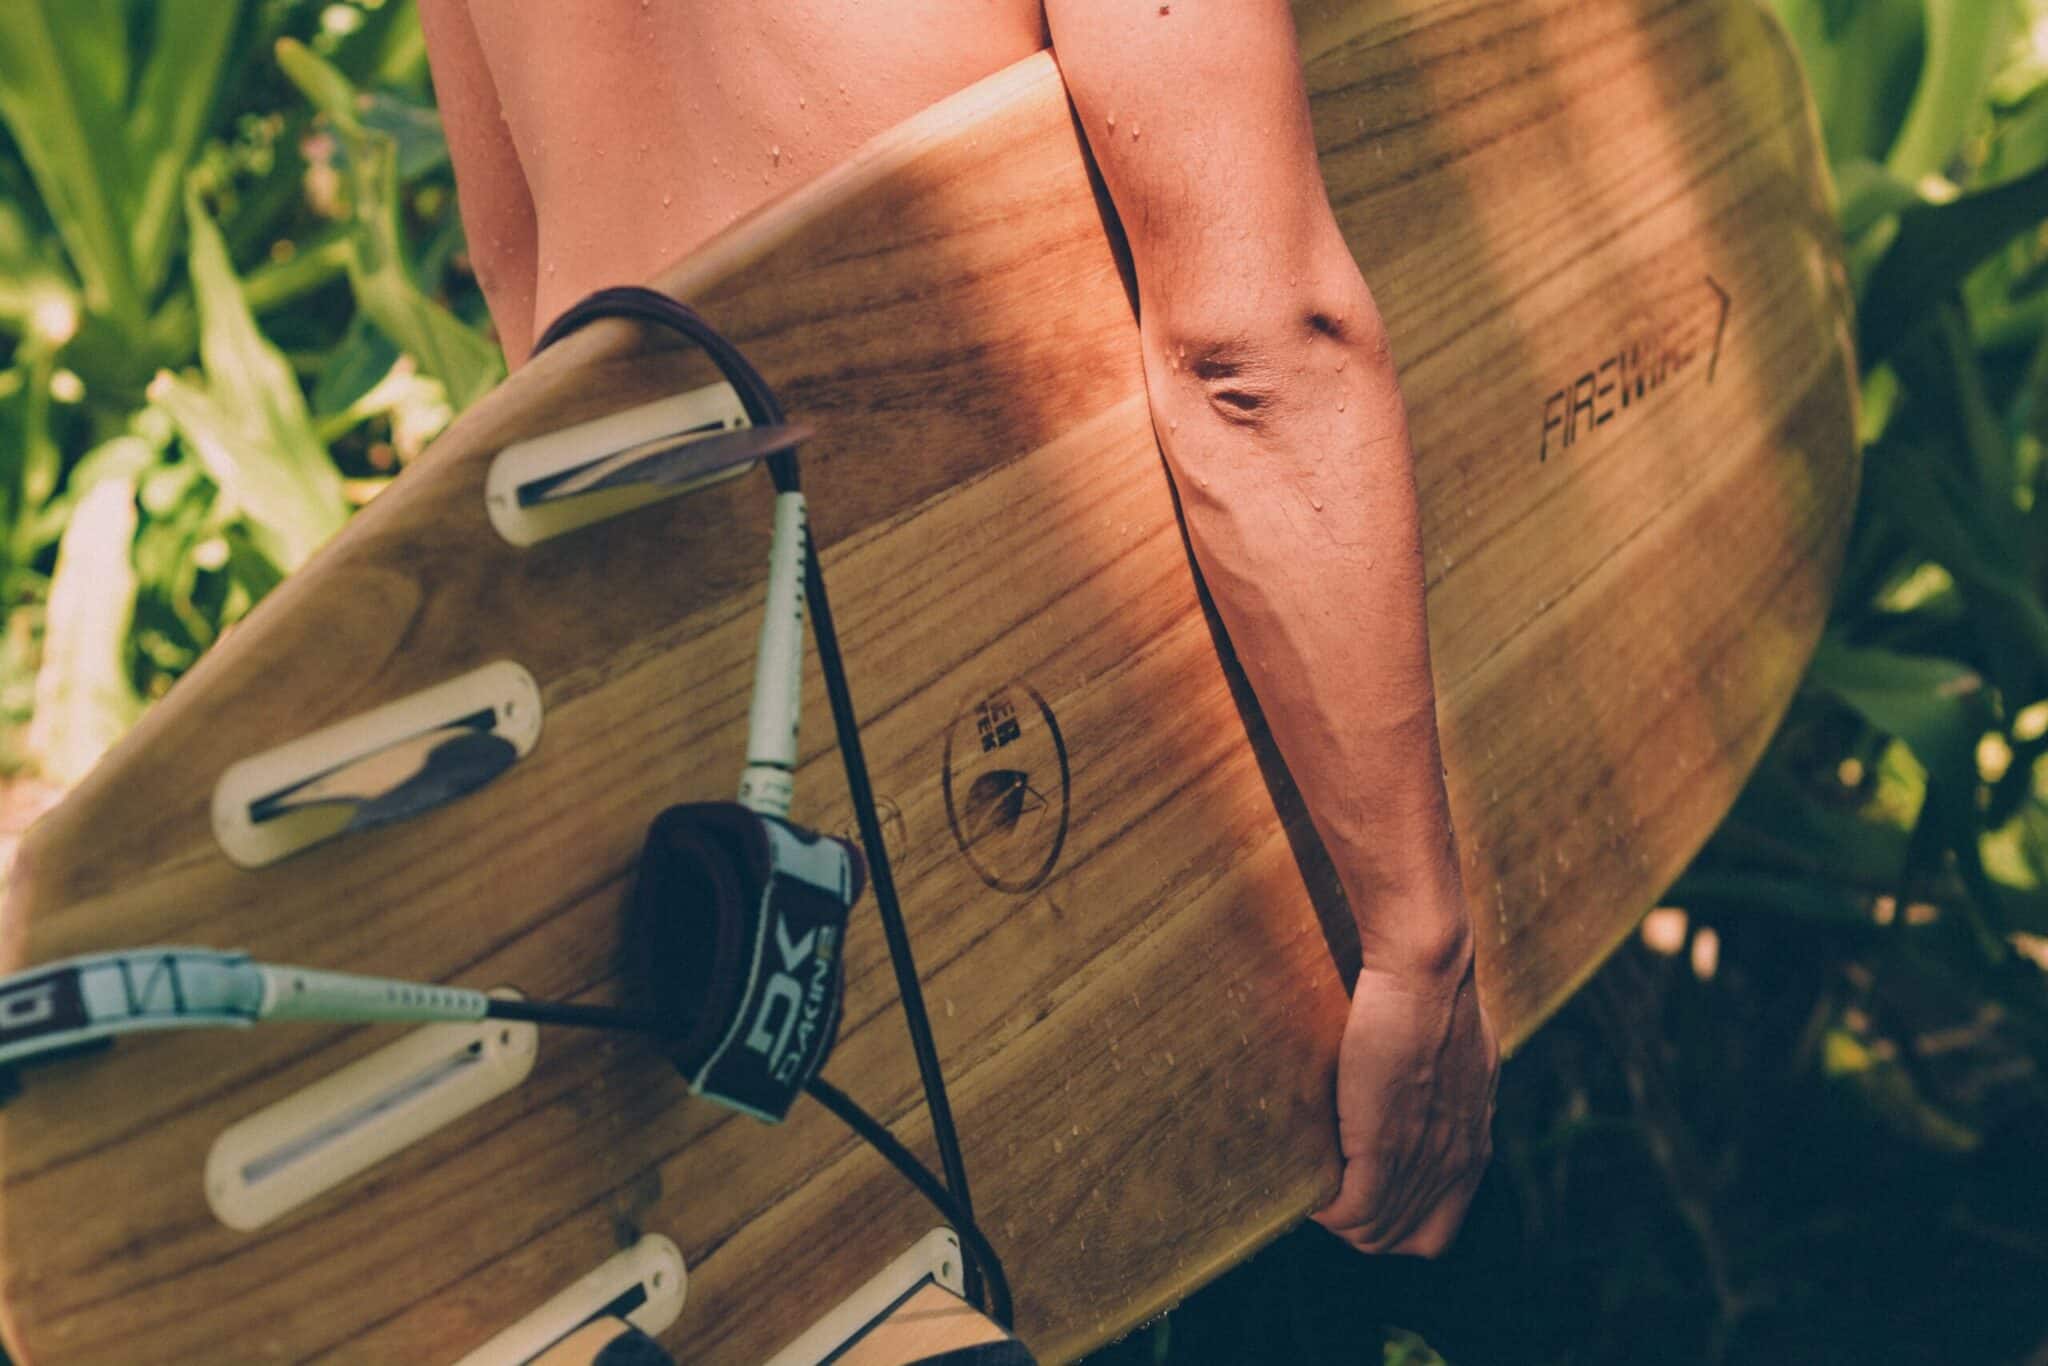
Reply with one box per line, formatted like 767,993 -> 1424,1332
23,476 -> 141,784
1860,434 -> 2045,646
1769,0 -> 1926,167
1836,156 -> 1924,239
1893,303 -> 2022,536
150,372 -> 333,573
1720,758 -> 1914,889
312,312 -> 401,420
1811,638 -> 2012,949
1887,0 -> 2017,183
1809,638 -> 1987,788
1981,88 -> 2048,183
161,185 -> 347,569
127,0 -> 242,301
359,93 -> 449,182
277,39 -> 501,410
1860,155 -> 2048,364
0,1 -> 142,326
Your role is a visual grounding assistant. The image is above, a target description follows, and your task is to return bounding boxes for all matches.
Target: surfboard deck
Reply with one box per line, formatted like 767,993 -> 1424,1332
0,0 -> 1856,1360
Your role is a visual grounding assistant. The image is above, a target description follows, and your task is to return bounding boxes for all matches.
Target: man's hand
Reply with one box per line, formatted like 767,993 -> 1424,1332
1315,939 -> 1499,1256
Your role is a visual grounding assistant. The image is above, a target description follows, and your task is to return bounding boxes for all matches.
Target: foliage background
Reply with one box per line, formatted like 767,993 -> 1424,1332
0,0 -> 2045,1362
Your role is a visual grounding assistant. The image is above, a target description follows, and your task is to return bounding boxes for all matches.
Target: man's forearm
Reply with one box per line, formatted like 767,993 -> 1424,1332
1143,251 -> 1468,975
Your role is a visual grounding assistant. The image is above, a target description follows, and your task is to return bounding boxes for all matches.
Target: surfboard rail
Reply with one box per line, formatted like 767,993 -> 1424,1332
0,0 -> 1854,1359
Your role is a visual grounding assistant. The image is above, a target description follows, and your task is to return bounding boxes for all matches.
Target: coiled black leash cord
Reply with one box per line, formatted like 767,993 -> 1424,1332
535,287 -> 1003,1324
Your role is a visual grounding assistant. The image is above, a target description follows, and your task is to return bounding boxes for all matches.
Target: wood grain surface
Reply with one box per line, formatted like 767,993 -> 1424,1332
0,0 -> 1856,1360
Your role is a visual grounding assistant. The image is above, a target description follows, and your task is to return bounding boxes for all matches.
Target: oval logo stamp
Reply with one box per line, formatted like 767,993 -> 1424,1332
941,681 -> 1070,895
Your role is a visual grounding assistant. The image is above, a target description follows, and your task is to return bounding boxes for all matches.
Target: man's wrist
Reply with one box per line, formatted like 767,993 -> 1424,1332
1342,846 -> 1474,984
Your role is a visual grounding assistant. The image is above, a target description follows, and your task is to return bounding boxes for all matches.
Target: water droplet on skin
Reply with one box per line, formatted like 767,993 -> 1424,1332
770,144 -> 781,165
1338,354 -> 1349,371
1131,124 -> 1141,141
1337,398 -> 1347,412
1168,419 -> 1178,431
1311,497 -> 1324,511
1107,111 -> 1117,132
799,95 -> 806,109
661,192 -> 671,206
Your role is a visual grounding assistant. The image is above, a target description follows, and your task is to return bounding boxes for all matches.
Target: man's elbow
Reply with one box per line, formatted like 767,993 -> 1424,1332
1147,279 -> 1399,435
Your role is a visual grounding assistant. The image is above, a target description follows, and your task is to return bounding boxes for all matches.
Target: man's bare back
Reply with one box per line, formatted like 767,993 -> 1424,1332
424,1 -> 1048,354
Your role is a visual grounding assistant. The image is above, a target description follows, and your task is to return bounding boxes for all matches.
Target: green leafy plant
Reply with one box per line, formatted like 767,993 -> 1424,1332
0,0 -> 495,782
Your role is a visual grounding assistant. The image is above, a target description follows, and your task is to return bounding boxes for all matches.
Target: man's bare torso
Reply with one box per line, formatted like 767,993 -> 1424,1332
458,1 -> 1048,332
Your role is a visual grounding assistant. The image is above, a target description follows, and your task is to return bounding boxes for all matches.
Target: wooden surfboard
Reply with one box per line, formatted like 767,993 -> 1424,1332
0,0 -> 1856,1360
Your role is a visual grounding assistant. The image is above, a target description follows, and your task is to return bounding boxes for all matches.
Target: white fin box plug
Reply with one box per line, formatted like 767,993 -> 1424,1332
453,1235 -> 688,1366
211,660 -> 543,868
486,381 -> 752,546
206,989 -> 538,1232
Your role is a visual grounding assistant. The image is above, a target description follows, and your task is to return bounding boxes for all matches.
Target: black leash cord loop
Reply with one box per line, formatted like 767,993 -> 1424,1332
808,1077 -> 1014,1330
535,285 -> 992,1309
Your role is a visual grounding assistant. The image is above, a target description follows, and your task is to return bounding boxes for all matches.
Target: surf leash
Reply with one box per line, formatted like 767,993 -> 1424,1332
0,285 -> 1011,1330
533,286 -> 998,1317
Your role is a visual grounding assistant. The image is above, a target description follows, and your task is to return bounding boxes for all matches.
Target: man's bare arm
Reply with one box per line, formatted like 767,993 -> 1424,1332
1043,1 -> 1461,971
419,0 -> 539,366
1043,0 -> 1496,1256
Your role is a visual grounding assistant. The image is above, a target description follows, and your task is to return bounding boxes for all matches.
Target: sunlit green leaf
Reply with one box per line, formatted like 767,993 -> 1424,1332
276,38 -> 500,410
157,185 -> 348,569
1769,0 -> 1926,167
1810,638 -> 1987,787
1888,0 -> 2017,183
126,0 -> 243,300
0,0 -> 141,327
23,476 -> 140,784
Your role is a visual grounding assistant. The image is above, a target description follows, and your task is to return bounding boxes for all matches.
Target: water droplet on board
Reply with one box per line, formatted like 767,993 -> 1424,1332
944,998 -> 956,1018
1053,1138 -> 1064,1154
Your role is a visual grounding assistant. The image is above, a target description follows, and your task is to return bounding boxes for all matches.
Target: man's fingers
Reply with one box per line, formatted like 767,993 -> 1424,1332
1386,1173 -> 1482,1259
